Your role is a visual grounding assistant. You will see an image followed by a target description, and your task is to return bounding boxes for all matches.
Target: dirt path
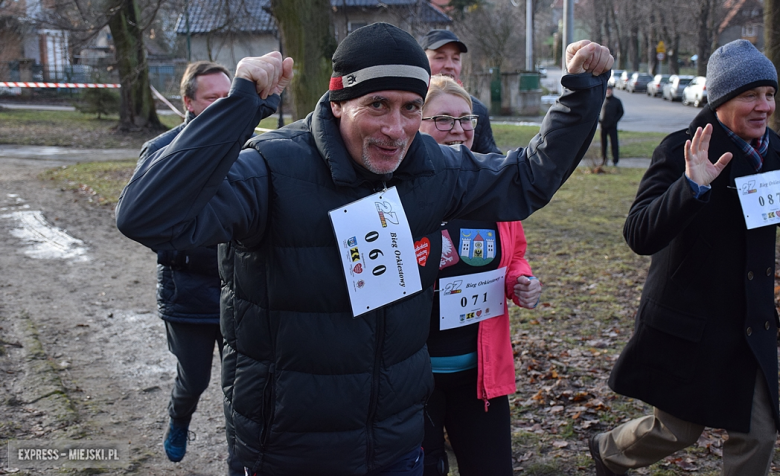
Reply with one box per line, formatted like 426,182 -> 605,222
0,157 -> 231,475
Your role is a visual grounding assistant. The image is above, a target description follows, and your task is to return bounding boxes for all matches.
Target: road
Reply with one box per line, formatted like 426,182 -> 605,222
0,155 -> 228,474
540,67 -> 701,133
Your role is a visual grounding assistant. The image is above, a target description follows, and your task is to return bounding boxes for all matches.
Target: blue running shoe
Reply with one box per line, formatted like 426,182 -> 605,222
163,420 -> 191,462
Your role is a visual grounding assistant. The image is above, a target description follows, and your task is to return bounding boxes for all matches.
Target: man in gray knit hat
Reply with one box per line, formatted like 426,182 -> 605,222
588,39 -> 779,476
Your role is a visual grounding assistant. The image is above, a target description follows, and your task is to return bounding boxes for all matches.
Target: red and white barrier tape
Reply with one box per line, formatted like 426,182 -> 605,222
0,82 -> 121,88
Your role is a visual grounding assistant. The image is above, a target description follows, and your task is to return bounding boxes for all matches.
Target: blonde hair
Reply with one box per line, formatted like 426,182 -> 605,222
423,75 -> 473,114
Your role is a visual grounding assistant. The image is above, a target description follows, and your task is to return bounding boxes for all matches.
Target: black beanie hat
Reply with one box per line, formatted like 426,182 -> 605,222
329,23 -> 431,102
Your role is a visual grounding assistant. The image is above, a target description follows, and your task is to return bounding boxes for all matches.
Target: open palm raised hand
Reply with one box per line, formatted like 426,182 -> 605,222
684,123 -> 733,186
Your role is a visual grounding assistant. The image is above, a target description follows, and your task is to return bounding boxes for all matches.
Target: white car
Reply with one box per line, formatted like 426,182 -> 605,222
682,76 -> 707,107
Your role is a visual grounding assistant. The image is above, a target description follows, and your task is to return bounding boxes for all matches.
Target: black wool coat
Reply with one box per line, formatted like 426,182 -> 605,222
612,106 -> 780,433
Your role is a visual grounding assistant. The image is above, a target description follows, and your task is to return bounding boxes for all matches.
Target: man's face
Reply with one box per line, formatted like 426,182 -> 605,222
606,87 -> 613,97
426,43 -> 463,82
331,90 -> 424,175
716,86 -> 776,141
184,72 -> 231,116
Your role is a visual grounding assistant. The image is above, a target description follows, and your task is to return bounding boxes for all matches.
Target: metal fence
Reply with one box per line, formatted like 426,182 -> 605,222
0,61 -> 122,83
0,60 -> 187,103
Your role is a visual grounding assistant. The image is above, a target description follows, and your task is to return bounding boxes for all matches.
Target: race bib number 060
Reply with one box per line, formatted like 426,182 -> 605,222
329,187 -> 422,317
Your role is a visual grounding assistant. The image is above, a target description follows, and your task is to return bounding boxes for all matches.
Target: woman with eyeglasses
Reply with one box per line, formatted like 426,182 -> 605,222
419,75 -> 542,476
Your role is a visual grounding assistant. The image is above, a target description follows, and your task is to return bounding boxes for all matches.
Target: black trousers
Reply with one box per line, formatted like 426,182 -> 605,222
166,321 -> 244,475
600,125 -> 619,165
165,320 -> 223,424
422,368 -> 512,476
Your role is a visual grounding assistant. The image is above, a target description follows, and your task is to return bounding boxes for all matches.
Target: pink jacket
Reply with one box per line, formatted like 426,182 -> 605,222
476,221 -> 534,407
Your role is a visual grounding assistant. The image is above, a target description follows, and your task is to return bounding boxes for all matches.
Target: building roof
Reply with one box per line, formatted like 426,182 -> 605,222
175,0 -> 276,35
331,0 -> 451,23
176,0 -> 449,35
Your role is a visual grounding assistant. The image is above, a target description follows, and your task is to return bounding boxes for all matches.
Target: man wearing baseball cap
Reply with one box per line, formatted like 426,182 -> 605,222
420,29 -> 501,154
117,22 -> 612,475
589,39 -> 780,476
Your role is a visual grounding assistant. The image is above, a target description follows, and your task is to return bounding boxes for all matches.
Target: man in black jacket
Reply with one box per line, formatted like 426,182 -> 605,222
589,39 -> 779,476
599,84 -> 623,166
140,61 -> 242,475
117,24 -> 612,476
420,29 -> 501,155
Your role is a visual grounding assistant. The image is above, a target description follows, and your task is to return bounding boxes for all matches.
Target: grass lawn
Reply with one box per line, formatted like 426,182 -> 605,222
492,123 -> 666,161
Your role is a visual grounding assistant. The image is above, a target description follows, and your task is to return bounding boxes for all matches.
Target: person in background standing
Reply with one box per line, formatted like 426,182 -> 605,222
420,29 -> 502,155
419,75 -> 542,476
599,85 -> 623,166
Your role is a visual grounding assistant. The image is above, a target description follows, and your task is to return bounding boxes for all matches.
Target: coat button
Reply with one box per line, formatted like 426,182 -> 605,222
748,271 -> 754,280
768,268 -> 773,276
747,327 -> 753,336
766,321 -> 771,330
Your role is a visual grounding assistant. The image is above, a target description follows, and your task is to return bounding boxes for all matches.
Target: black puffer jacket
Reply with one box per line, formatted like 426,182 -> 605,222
116,71 -> 606,475
140,116 -> 221,324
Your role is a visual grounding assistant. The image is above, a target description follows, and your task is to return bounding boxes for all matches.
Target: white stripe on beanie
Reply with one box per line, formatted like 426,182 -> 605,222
332,64 -> 430,90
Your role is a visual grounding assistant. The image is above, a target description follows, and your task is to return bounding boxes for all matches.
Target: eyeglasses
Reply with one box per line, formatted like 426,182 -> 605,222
422,115 -> 478,132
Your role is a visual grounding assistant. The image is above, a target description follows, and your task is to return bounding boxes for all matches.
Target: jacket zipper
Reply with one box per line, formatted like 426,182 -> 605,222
366,308 -> 386,472
366,180 -> 388,471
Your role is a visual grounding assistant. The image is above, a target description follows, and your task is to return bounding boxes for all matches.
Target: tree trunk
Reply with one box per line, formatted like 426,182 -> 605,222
766,0 -> 780,131
270,0 -> 336,121
695,0 -> 712,77
668,34 -> 680,75
107,0 -> 162,132
630,26 -> 640,71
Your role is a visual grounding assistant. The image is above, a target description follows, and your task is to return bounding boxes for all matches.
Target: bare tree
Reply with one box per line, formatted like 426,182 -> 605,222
456,2 -> 525,72
30,0 -> 166,131
107,0 -> 163,130
270,0 -> 335,120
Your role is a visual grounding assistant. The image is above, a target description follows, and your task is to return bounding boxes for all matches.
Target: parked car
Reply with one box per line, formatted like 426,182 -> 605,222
626,72 -> 653,93
608,69 -> 625,88
616,70 -> 633,90
662,74 -> 694,101
682,76 -> 707,107
646,74 -> 671,97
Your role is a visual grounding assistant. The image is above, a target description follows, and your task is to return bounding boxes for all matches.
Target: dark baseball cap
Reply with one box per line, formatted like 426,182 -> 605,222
420,29 -> 468,53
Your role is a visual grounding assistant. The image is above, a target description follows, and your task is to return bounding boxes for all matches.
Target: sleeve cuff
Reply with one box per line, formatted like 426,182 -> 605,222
685,174 -> 711,199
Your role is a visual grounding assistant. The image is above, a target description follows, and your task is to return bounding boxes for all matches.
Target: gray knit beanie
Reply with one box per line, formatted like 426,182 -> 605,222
706,39 -> 777,110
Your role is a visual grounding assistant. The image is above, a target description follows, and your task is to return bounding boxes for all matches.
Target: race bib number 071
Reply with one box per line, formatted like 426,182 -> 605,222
329,187 -> 422,317
438,267 -> 506,330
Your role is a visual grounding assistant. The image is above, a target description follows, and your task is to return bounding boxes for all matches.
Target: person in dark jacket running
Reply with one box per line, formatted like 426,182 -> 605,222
139,61 -> 242,475
420,29 -> 502,155
599,85 -> 624,166
588,39 -> 779,476
116,23 -> 613,476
